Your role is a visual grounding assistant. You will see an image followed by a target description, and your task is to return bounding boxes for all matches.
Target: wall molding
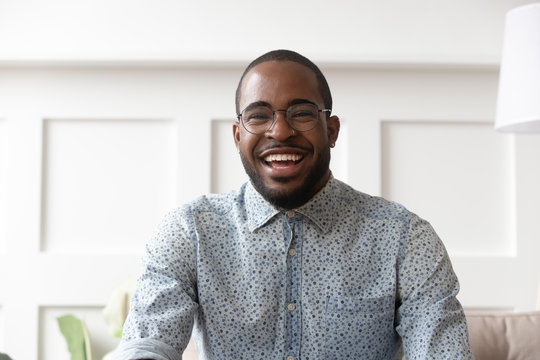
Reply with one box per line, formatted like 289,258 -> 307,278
0,58 -> 500,72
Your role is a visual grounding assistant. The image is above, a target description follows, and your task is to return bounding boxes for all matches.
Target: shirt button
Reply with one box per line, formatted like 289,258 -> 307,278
286,356 -> 295,360
286,210 -> 295,218
287,303 -> 295,311
288,248 -> 296,256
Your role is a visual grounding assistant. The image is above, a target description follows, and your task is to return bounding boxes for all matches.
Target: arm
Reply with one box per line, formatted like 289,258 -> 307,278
395,215 -> 473,359
113,207 -> 199,360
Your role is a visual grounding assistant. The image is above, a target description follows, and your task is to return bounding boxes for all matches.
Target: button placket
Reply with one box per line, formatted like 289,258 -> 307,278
284,215 -> 302,360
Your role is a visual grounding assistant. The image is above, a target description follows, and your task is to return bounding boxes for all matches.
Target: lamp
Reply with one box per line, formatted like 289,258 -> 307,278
495,3 -> 540,133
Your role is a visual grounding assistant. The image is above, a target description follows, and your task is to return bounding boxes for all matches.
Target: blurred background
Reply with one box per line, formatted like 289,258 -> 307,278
1,0 -> 539,358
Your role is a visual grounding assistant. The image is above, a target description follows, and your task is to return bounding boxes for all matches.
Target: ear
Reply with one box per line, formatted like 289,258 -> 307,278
326,115 -> 340,146
233,121 -> 241,150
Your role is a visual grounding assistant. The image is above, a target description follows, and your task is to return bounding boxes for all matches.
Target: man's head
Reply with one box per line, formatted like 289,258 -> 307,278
235,50 -> 333,115
233,50 -> 340,209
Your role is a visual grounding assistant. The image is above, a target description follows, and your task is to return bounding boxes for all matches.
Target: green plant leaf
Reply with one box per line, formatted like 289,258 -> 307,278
82,317 -> 93,360
57,314 -> 89,360
0,353 -> 13,360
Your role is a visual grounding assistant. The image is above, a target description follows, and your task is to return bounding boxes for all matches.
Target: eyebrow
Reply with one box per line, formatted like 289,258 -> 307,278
241,101 -> 271,113
241,98 -> 318,113
288,98 -> 318,107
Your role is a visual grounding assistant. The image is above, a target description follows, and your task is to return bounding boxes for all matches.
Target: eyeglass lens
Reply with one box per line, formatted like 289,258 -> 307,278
241,103 -> 320,134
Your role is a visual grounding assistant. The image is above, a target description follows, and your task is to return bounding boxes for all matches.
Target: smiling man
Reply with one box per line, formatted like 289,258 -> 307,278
115,50 -> 473,360
234,58 -> 338,210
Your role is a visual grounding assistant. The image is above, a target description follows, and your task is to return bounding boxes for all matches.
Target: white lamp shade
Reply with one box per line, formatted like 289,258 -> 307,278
495,3 -> 540,133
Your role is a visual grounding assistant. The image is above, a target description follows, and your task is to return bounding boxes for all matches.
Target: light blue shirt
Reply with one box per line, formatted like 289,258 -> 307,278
115,177 -> 472,359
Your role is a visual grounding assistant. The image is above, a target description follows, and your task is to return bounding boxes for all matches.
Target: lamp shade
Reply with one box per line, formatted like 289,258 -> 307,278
495,3 -> 540,132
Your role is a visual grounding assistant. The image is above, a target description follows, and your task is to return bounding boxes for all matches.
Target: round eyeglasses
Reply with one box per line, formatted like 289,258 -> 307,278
236,103 -> 331,135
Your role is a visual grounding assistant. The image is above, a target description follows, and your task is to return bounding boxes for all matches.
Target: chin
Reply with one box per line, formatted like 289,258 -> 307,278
258,184 -> 312,210
251,172 -> 325,210
240,148 -> 331,210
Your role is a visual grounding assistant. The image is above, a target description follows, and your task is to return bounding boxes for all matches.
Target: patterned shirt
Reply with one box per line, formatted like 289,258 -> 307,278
115,177 -> 472,359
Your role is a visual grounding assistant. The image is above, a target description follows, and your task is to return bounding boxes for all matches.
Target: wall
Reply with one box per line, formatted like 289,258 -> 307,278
0,0 -> 537,64
0,1 -> 539,359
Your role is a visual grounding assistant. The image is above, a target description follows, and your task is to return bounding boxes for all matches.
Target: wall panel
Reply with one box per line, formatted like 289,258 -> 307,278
0,119 -> 7,253
41,119 -> 177,253
381,120 -> 514,257
331,120 -> 349,182
211,119 -> 247,194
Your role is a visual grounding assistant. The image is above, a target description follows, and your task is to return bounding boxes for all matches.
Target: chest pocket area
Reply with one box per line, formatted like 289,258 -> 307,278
325,295 -> 397,360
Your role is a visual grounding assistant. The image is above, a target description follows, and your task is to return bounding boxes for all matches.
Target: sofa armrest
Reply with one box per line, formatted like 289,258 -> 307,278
466,311 -> 540,360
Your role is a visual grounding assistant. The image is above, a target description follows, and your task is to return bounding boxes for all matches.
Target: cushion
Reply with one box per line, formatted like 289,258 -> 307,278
466,311 -> 540,360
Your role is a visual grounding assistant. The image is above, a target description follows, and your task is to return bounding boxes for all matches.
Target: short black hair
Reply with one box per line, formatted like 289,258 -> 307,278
235,49 -> 332,115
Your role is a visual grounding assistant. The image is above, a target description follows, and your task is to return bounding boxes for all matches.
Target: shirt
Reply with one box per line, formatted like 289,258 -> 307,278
115,177 -> 473,360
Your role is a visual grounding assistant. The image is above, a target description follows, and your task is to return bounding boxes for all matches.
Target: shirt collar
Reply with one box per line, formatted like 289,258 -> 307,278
245,182 -> 281,232
245,175 -> 339,234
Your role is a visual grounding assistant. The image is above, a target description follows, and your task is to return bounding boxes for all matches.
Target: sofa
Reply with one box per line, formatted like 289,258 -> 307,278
182,310 -> 540,359
466,310 -> 540,359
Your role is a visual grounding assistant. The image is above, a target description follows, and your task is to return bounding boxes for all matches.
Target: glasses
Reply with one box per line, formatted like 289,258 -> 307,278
237,103 -> 331,135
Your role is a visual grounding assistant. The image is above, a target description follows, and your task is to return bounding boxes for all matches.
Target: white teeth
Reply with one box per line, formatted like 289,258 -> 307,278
264,153 -> 302,162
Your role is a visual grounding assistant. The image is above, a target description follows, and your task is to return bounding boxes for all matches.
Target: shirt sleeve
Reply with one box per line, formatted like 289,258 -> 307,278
395,214 -> 473,359
113,207 -> 199,360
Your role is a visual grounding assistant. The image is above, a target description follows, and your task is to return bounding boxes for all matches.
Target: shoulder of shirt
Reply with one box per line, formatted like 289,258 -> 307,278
167,183 -> 248,217
333,178 -> 414,221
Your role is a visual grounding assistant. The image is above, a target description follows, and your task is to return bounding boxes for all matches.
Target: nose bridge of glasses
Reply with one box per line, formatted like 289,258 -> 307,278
272,108 -> 288,119
267,108 -> 294,132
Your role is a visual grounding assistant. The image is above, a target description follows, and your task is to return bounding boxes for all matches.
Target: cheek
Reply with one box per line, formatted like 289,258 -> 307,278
308,132 -> 330,152
238,134 -> 259,158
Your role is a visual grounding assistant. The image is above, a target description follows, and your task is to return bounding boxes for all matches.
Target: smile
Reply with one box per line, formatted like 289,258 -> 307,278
263,153 -> 303,162
262,153 -> 305,172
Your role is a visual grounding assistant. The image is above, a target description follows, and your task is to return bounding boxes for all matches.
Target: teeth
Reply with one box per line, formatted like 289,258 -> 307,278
264,153 -> 302,162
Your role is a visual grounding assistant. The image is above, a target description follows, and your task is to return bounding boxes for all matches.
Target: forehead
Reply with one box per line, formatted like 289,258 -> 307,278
239,60 -> 322,109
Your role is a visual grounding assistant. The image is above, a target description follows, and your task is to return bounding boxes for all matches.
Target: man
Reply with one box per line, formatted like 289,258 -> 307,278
114,50 -> 473,359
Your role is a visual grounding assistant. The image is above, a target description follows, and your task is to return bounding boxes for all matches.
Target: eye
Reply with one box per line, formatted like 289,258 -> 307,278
243,107 -> 273,124
248,113 -> 269,120
291,110 -> 315,118
290,106 -> 317,122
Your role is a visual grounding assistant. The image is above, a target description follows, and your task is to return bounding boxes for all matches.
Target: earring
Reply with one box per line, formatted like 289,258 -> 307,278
330,142 -> 335,148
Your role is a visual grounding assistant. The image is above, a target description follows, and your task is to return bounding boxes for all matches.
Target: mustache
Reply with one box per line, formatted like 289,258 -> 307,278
255,141 -> 312,156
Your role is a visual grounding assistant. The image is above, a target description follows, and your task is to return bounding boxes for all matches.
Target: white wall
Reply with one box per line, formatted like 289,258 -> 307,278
1,1 -> 540,359
0,0 -> 537,64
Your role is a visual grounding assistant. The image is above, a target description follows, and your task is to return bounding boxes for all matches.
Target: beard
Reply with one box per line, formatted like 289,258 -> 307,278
240,146 -> 331,210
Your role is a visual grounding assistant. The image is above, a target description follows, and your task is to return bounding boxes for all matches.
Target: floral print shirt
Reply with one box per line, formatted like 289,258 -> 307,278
116,177 -> 472,360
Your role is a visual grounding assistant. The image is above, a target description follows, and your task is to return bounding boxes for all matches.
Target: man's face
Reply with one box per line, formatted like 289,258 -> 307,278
233,60 -> 340,209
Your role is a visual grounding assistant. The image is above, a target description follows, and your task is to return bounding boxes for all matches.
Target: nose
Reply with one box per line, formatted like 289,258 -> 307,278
265,110 -> 296,141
